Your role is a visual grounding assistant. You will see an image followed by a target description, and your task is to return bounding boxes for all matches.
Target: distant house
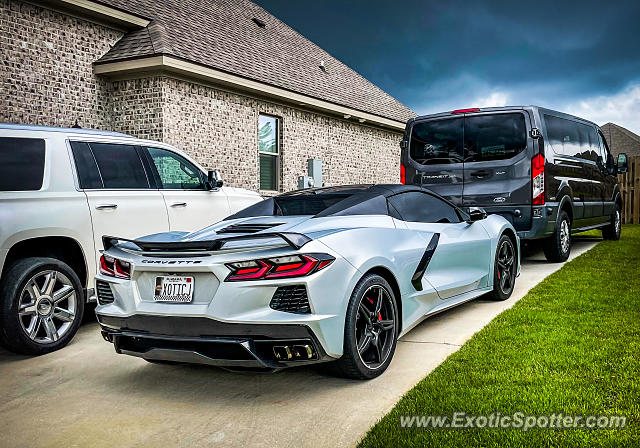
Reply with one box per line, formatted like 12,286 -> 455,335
0,0 -> 416,193
601,123 -> 640,158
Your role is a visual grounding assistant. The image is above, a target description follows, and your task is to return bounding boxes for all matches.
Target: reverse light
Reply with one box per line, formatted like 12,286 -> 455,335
400,164 -> 406,184
532,153 -> 545,205
100,255 -> 131,279
225,254 -> 335,281
451,108 -> 480,114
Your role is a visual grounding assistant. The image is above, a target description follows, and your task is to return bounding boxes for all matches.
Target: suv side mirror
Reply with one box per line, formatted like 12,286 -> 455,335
466,207 -> 487,223
617,153 -> 628,174
207,170 -> 224,189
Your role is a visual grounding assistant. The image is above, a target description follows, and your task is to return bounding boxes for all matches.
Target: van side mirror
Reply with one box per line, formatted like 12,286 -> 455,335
207,170 -> 224,189
617,153 -> 628,174
466,207 -> 487,223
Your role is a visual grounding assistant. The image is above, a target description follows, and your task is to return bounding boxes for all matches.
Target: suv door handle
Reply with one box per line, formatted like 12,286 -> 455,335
95,204 -> 118,210
470,170 -> 490,178
170,202 -> 187,207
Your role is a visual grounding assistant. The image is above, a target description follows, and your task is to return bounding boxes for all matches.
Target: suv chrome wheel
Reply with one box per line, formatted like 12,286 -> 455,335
355,284 -> 396,370
615,209 -> 621,235
18,270 -> 77,344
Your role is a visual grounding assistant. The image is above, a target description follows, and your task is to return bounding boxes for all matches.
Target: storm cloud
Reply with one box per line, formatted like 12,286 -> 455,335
254,0 -> 640,132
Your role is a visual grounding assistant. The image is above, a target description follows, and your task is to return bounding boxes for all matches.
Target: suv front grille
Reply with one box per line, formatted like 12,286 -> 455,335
269,285 -> 310,314
96,280 -> 114,304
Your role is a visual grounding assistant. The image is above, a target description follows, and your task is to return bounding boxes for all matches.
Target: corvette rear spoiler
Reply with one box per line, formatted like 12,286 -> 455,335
102,232 -> 312,253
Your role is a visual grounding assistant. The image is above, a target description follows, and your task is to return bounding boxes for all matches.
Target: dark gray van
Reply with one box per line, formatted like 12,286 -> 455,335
400,106 -> 629,261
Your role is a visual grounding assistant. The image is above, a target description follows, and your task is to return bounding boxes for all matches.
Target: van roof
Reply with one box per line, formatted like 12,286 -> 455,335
0,123 -> 131,138
410,106 -> 600,128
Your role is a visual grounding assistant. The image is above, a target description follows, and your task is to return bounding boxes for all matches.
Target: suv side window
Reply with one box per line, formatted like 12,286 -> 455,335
387,191 -> 461,223
70,141 -> 102,189
0,137 -> 46,191
89,143 -> 149,189
145,147 -> 205,190
545,114 -> 580,157
464,113 -> 527,162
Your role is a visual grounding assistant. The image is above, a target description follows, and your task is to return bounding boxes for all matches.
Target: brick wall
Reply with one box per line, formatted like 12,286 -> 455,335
0,0 -> 122,128
110,77 -> 165,141
159,77 -> 402,192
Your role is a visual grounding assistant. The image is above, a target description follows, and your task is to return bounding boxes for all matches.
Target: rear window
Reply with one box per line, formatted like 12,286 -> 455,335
409,117 -> 463,165
0,137 -> 46,191
275,195 -> 349,215
464,113 -> 527,162
409,113 -> 527,165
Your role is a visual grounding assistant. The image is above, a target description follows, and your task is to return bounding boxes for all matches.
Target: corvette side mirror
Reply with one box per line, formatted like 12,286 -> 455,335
467,207 -> 487,223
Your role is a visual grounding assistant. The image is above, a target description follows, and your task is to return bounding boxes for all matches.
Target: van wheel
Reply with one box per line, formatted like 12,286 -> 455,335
602,204 -> 621,241
543,210 -> 571,262
333,274 -> 398,380
487,235 -> 517,301
0,257 -> 85,355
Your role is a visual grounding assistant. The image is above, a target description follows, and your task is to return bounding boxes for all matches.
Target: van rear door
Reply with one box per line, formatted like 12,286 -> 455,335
405,117 -> 464,205
461,112 -> 532,231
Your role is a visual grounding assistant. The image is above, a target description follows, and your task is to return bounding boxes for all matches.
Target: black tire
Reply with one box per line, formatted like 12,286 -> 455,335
0,257 -> 85,355
333,273 -> 399,380
487,234 -> 518,301
543,210 -> 571,262
602,203 -> 622,241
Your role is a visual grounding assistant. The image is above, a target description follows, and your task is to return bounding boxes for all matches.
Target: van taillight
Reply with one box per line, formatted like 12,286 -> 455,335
532,154 -> 545,205
400,164 -> 406,184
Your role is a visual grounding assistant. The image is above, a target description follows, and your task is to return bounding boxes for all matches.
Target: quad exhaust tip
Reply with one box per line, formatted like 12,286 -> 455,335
273,344 -> 314,361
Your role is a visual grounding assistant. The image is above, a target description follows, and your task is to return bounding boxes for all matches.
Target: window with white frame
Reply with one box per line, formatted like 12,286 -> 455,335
258,114 -> 280,191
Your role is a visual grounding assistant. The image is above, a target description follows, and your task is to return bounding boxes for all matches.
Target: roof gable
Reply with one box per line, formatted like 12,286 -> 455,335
95,0 -> 416,124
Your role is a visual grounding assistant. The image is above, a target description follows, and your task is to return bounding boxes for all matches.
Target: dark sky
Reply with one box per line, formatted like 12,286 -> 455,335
254,0 -> 640,133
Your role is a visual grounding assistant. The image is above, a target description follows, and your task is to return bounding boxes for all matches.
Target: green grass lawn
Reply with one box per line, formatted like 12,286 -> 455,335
360,225 -> 640,448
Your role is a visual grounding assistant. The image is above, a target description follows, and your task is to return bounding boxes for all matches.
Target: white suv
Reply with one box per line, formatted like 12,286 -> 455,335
0,123 -> 261,355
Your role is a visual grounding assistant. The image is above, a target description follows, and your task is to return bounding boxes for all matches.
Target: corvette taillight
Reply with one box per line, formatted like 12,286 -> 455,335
532,153 -> 545,205
225,254 -> 335,281
100,255 -> 131,279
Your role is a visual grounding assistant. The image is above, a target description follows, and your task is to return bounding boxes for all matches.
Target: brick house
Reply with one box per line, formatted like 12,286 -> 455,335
601,123 -> 640,158
0,0 -> 416,194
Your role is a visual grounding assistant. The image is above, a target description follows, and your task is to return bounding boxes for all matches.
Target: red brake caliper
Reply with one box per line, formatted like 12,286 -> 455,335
378,312 -> 382,321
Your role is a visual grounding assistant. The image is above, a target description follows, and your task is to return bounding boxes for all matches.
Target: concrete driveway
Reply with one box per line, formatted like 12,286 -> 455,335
0,238 -> 599,448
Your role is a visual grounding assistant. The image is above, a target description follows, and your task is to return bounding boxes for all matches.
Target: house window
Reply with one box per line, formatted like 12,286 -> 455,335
259,114 -> 280,191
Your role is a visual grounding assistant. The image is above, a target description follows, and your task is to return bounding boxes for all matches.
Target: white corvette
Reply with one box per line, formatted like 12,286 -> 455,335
96,185 -> 519,379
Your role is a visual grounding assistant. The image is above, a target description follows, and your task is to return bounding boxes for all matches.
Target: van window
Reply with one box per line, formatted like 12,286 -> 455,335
544,115 -> 581,157
464,113 -> 527,162
0,137 -> 46,191
409,118 -> 463,165
576,123 -> 599,162
89,143 -> 149,189
387,192 -> 460,223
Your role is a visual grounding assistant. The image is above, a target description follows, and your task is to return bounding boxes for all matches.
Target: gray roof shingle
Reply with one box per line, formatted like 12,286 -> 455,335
96,0 -> 416,123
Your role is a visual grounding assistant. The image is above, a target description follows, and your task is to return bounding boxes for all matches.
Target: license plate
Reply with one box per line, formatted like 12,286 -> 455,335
154,276 -> 194,303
